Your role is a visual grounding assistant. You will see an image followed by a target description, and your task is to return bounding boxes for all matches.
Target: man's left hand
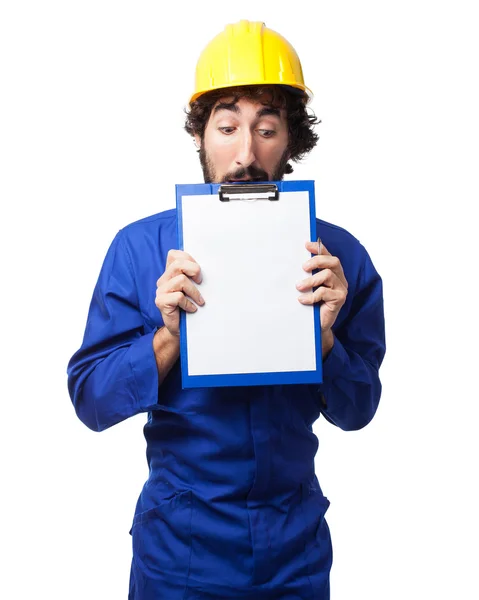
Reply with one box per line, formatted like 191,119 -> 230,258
296,240 -> 348,352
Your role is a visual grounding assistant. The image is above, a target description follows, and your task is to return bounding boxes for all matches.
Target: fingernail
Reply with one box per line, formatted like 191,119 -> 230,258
198,294 -> 204,304
296,280 -> 304,289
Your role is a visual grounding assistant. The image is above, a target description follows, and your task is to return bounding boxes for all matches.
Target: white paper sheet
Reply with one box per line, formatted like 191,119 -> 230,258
181,190 -> 316,376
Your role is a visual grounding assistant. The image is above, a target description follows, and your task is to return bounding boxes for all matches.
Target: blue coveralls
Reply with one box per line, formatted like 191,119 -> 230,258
67,209 -> 385,599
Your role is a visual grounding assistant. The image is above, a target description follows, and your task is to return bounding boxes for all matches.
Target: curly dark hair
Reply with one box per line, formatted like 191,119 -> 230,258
184,85 -> 320,175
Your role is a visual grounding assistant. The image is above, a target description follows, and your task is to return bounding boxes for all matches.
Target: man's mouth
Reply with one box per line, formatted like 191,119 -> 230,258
227,177 -> 265,183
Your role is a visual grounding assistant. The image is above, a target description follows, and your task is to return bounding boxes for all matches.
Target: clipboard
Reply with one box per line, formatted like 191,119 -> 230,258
176,180 -> 322,389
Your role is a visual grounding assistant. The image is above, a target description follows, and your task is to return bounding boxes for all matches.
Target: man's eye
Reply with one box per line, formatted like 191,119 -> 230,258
219,127 -> 235,135
258,129 -> 276,138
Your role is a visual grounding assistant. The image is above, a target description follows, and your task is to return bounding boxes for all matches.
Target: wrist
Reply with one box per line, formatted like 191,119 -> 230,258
153,326 -> 181,385
321,328 -> 334,359
153,326 -> 180,355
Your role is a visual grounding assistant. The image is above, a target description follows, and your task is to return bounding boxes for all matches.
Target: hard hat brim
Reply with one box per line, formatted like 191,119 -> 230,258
189,83 -> 313,107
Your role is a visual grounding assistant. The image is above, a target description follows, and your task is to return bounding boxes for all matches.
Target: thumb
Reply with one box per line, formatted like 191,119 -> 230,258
305,238 -> 331,255
317,237 -> 331,256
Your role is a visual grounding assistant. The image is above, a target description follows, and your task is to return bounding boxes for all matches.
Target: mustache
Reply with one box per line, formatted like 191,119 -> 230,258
222,165 -> 269,182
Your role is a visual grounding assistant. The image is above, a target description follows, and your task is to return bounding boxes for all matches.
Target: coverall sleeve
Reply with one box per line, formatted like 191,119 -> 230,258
67,231 -> 159,432
319,248 -> 386,431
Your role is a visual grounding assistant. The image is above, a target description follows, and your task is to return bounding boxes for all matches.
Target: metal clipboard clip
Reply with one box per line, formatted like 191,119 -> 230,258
218,183 -> 279,202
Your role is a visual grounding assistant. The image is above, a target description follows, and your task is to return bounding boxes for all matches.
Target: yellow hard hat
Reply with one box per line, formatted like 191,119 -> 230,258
190,20 -> 312,105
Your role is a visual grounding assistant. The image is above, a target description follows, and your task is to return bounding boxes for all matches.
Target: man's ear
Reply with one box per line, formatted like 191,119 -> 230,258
194,134 -> 201,149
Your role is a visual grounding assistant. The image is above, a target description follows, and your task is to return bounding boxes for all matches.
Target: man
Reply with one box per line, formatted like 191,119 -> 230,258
67,20 -> 385,600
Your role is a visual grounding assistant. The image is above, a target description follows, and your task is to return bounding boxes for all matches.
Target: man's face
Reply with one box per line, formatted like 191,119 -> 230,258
195,96 -> 290,183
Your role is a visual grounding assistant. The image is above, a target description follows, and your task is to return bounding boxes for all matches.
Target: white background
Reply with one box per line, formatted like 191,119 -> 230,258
1,1 -> 478,598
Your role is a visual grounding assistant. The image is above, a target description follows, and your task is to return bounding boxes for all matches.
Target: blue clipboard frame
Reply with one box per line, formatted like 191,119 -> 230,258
176,180 -> 322,389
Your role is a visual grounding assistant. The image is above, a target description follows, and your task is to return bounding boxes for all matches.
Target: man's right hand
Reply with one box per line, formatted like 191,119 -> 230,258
155,250 -> 205,338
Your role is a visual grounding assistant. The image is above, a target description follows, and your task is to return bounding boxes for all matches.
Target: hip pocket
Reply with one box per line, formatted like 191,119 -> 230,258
300,484 -> 331,552
130,489 -> 193,580
300,484 -> 332,591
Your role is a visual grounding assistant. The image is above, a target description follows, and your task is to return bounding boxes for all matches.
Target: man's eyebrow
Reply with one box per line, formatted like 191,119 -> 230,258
257,106 -> 281,119
212,104 -> 282,118
213,102 -> 239,114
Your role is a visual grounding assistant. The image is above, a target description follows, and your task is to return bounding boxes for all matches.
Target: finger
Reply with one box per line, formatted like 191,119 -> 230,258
176,293 -> 199,313
296,269 -> 338,291
298,286 -> 346,305
166,249 -> 197,267
158,259 -> 203,285
305,239 -> 331,256
159,291 -> 198,314
163,274 -> 205,306
168,259 -> 202,284
302,254 -> 348,290
302,254 -> 342,273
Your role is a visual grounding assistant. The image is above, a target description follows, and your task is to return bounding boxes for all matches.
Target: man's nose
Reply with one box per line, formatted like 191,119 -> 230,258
234,130 -> 256,169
